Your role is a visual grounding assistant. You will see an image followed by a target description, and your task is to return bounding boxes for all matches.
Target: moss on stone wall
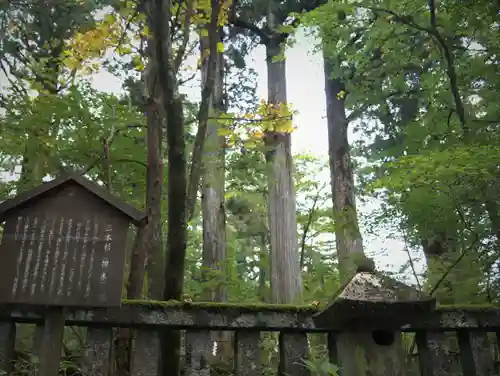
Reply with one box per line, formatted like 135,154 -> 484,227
122,299 -> 319,313
121,299 -> 500,315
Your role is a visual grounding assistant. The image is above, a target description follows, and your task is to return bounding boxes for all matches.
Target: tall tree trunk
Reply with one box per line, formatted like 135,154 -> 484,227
200,29 -> 230,372
115,224 -> 146,376
324,57 -> 363,283
114,45 -> 165,375
144,52 -> 165,301
200,29 -> 226,306
149,0 -> 187,375
324,52 -> 406,376
264,17 -> 302,304
150,0 -> 187,301
127,226 -> 148,299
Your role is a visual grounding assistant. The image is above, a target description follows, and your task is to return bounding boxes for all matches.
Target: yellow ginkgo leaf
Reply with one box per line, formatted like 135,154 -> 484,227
252,131 -> 264,139
216,42 -> 225,53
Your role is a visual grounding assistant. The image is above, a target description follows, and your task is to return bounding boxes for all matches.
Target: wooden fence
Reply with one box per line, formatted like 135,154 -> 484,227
0,301 -> 499,376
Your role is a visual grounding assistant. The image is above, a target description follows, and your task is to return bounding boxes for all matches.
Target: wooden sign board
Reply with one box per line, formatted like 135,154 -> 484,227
0,175 -> 146,308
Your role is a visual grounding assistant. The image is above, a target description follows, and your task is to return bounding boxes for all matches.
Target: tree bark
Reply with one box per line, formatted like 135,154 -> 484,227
200,27 -> 226,306
143,53 -> 165,301
200,28 -> 231,372
323,56 -> 364,284
149,0 -> 187,375
185,0 -> 222,221
264,31 -> 302,304
114,41 -> 165,375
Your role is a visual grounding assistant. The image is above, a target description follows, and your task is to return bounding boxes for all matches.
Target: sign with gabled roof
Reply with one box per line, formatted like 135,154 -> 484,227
0,173 -> 147,308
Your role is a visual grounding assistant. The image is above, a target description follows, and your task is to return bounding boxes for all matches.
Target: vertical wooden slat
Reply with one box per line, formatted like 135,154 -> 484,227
82,327 -> 113,376
130,329 -> 160,376
234,331 -> 261,376
279,332 -> 310,376
39,308 -> 66,376
458,330 -> 494,376
415,331 -> 460,376
108,329 -> 116,376
185,330 -> 211,376
0,322 -> 15,374
470,332 -> 494,376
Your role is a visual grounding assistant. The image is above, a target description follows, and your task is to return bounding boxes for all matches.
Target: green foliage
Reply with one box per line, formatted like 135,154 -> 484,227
11,0 -> 500,372
0,0 -> 345,374
0,0 -> 115,96
0,352 -> 81,376
303,0 -> 500,303
300,339 -> 339,376
301,358 -> 339,376
178,147 -> 338,304
0,81 -> 147,205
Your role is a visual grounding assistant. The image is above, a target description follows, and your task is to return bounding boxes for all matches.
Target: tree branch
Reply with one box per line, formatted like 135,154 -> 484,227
401,227 -> 422,291
349,1 -> 468,134
113,158 -> 148,169
426,0 -> 468,135
299,182 -> 327,269
173,0 -> 193,74
228,0 -> 270,44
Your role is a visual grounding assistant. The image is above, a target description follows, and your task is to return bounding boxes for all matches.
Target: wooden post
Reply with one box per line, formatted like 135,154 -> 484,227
33,323 -> 44,355
184,330 -> 211,376
234,331 -> 261,376
38,308 -> 65,376
279,332 -> 310,376
130,329 -> 160,376
458,330 -> 494,376
0,322 -> 15,374
415,331 -> 459,376
82,327 -> 113,376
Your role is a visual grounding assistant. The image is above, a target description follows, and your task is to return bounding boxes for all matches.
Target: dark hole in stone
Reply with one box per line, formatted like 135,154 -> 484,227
372,330 -> 395,346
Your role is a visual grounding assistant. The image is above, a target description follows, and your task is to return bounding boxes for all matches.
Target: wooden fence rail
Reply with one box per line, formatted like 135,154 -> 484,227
0,302 -> 499,376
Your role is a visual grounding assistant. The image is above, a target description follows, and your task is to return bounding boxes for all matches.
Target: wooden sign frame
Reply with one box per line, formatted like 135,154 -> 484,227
0,174 -> 146,376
